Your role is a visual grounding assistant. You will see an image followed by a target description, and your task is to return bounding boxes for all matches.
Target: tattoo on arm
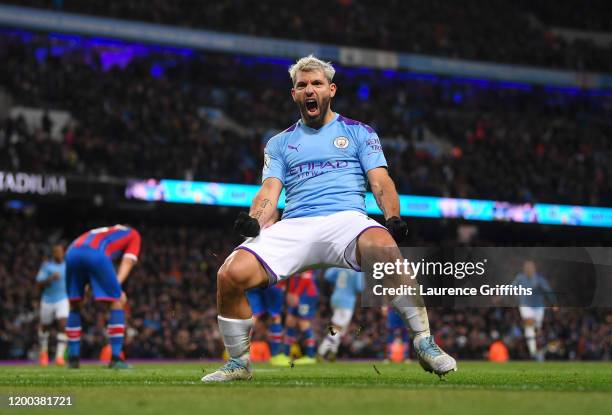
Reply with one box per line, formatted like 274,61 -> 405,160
252,198 -> 271,220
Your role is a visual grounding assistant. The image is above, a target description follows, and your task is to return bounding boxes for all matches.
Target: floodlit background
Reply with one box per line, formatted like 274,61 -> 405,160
0,1 -> 610,364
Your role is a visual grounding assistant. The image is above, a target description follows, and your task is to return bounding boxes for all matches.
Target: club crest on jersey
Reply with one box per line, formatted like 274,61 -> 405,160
333,136 -> 350,149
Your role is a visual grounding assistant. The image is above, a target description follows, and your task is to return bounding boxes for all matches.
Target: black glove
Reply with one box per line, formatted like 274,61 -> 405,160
234,211 -> 260,237
385,216 -> 408,244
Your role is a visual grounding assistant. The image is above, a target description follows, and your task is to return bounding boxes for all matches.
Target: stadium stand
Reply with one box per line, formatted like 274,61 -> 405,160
8,0 -> 612,72
1,2 -> 610,364
1,32 -> 611,206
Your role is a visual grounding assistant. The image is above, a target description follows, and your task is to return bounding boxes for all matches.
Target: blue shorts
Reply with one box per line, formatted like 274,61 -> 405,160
288,295 -> 318,319
387,308 -> 406,330
246,286 -> 284,318
65,246 -> 121,301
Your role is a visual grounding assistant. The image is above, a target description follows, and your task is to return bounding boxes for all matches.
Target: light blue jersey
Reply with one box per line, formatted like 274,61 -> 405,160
513,272 -> 556,307
263,113 -> 387,219
36,261 -> 67,303
325,267 -> 364,310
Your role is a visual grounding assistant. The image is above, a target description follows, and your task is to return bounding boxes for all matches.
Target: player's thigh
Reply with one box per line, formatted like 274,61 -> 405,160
355,226 -> 399,267
318,211 -> 388,271
519,306 -> 536,322
331,307 -> 353,328
220,249 -> 269,289
65,251 -> 88,301
387,309 -> 404,329
297,296 -> 317,319
264,286 -> 285,317
39,301 -> 54,326
90,256 -> 121,301
533,309 -> 545,329
55,298 -> 69,321
245,289 -> 265,317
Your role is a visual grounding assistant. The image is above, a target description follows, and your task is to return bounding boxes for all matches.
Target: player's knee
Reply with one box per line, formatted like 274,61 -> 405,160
285,313 -> 297,326
360,227 -> 396,248
111,294 -> 126,310
217,263 -> 251,291
218,253 -> 266,291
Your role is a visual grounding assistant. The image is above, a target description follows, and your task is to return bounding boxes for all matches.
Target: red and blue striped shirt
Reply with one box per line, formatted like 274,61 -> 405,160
288,270 -> 318,297
72,225 -> 141,262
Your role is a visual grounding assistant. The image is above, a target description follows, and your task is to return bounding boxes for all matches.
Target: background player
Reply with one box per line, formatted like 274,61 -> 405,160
513,260 -> 557,361
65,225 -> 141,369
318,268 -> 363,361
383,307 -> 411,363
284,270 -> 319,365
245,283 -> 289,366
35,244 -> 68,366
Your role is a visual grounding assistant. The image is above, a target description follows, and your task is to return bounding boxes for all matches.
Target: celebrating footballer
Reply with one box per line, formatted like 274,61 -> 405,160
202,55 -> 457,382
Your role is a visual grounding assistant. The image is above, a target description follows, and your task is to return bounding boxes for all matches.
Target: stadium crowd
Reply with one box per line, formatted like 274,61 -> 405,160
1,33 -> 611,206
1,210 -> 610,361
1,10 -> 611,363
10,0 -> 612,72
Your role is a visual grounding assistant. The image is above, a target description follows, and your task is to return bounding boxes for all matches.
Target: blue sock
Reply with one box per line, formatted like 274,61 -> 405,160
268,322 -> 283,356
66,311 -> 81,358
107,309 -> 125,359
402,329 -> 410,359
284,327 -> 296,356
304,328 -> 315,358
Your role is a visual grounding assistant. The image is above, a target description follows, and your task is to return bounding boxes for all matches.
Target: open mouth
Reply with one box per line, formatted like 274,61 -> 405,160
305,98 -> 318,114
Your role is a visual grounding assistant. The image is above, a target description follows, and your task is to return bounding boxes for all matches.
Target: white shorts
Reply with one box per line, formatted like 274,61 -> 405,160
519,306 -> 545,329
40,299 -> 69,325
237,210 -> 386,283
331,307 -> 354,329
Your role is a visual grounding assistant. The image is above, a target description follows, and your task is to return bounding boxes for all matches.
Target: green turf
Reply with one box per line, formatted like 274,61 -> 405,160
1,362 -> 611,415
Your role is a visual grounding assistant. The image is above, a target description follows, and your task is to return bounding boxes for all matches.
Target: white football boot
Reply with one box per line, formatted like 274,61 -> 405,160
201,358 -> 252,382
414,335 -> 457,378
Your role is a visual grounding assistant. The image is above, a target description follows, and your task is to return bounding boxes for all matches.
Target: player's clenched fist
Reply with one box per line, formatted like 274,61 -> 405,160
385,216 -> 408,244
234,211 -> 260,237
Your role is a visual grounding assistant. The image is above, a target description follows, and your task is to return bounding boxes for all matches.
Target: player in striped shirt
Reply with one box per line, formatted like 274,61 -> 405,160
245,282 -> 290,366
64,225 -> 141,369
383,307 -> 411,363
283,270 -> 319,365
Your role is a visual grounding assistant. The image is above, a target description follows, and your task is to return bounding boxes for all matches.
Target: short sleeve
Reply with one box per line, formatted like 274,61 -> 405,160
262,138 -> 286,184
123,229 -> 141,262
324,268 -> 337,283
357,127 -> 387,173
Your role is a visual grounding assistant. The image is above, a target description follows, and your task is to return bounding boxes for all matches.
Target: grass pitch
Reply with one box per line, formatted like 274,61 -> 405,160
1,361 -> 611,415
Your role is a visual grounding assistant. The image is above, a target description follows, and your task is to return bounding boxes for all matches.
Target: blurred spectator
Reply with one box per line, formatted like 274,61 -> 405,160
0,210 -> 609,360
1,33 -> 611,206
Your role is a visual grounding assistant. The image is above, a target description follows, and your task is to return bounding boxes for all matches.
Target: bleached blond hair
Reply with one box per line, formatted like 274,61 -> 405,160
288,55 -> 336,85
